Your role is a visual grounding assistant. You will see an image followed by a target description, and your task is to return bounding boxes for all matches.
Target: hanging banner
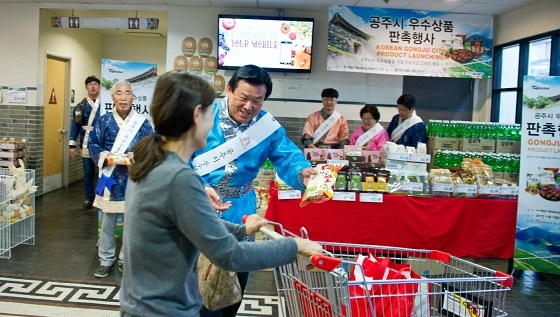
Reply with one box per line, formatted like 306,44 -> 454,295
515,75 -> 560,275
51,17 -> 158,30
101,59 -> 157,126
327,6 -> 493,78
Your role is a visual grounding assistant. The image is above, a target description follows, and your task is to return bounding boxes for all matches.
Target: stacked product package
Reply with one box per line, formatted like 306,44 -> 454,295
382,141 -> 431,197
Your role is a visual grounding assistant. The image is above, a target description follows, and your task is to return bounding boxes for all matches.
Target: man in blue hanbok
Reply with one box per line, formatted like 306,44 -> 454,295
88,80 -> 153,278
386,94 -> 427,148
69,75 -> 101,210
193,65 -> 315,317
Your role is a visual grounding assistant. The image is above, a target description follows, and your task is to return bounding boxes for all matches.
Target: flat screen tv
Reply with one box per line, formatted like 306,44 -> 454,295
218,14 -> 314,73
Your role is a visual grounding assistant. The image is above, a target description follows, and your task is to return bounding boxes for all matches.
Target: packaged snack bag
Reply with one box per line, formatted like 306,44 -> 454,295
301,163 -> 344,207
107,153 -> 134,165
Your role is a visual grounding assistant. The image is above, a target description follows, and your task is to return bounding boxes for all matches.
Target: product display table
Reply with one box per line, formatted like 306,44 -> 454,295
265,186 -> 517,258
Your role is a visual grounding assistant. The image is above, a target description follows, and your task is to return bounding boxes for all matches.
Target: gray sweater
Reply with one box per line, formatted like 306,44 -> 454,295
119,152 -> 298,316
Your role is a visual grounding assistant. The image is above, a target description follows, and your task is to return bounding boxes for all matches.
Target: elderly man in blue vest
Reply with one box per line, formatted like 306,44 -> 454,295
88,80 -> 153,278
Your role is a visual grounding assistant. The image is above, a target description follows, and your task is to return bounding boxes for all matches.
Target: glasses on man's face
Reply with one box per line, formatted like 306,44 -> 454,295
361,116 -> 374,122
322,97 -> 337,103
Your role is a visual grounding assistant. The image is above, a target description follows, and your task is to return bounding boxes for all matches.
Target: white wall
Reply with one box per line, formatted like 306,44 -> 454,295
1,0 -> 559,118
494,0 -> 560,46
164,0 -> 560,123
38,9 -> 103,107
102,36 -> 166,79
38,9 -> 167,107
0,3 -> 39,104
166,6 -> 404,122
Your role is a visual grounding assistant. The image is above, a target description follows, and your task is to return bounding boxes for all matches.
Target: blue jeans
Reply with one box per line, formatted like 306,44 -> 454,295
83,157 -> 96,202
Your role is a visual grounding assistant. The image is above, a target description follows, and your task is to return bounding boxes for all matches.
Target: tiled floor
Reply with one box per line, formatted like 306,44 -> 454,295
1,181 -> 560,316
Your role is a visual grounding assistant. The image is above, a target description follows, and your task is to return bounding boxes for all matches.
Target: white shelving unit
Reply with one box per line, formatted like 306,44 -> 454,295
0,169 -> 35,259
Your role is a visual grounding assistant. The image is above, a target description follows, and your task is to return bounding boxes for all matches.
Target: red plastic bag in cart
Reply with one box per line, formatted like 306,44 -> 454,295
347,254 -> 428,317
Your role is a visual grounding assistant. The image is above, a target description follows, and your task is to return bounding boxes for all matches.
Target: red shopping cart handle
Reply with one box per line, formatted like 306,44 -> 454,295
311,254 -> 342,272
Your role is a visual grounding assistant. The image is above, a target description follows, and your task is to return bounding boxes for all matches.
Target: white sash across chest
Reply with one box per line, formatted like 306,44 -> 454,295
355,123 -> 384,147
81,98 -> 99,158
98,110 -> 146,178
312,110 -> 341,144
391,115 -> 422,142
192,112 -> 280,176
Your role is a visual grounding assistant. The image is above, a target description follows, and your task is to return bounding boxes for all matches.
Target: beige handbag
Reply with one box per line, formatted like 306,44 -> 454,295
197,253 -> 242,311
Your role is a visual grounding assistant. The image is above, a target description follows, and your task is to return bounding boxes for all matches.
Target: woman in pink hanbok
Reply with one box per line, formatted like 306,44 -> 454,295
349,104 -> 390,151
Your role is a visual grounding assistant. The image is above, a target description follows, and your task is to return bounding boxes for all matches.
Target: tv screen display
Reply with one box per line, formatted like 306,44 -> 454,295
218,15 -> 314,73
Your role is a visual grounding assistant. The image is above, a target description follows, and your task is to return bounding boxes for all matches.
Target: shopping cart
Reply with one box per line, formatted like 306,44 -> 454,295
257,220 -> 514,317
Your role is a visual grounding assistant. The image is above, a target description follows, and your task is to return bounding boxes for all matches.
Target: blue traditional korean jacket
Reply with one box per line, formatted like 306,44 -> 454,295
89,110 -> 153,201
386,114 -> 427,148
193,99 -> 311,225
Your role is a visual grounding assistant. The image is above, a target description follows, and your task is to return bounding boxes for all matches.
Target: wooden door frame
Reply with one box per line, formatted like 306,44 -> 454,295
45,52 -> 72,188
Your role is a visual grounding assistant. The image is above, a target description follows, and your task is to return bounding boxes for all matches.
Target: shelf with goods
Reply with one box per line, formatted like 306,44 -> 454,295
0,167 -> 36,259
290,139 -> 520,203
426,120 -> 520,200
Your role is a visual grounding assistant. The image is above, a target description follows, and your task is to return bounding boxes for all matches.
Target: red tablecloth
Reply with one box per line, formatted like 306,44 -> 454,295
265,187 -> 517,258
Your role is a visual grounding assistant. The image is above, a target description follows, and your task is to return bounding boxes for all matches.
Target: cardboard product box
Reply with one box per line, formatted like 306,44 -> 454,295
503,172 -> 519,185
385,159 -> 406,170
0,141 -> 26,151
479,139 -> 496,152
459,137 -> 480,152
343,145 -> 362,158
304,148 -> 327,162
326,149 -> 344,161
349,162 -> 383,169
459,138 -> 496,153
362,150 -> 381,163
496,140 -> 521,154
0,157 -> 24,168
406,161 -> 428,172
427,137 -> 459,154
0,149 -> 26,159
346,155 -> 365,164
493,171 -> 505,180
463,139 -> 498,152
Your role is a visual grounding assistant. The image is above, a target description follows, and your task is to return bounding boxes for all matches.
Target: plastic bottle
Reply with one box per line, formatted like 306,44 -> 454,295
434,150 -> 443,168
456,121 -> 466,138
514,124 -> 522,141
439,120 -> 448,138
449,121 -> 458,139
505,154 -> 515,174
493,154 -> 504,174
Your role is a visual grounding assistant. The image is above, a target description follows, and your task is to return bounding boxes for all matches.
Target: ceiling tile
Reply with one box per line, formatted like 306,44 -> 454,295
404,0 -> 467,12
256,0 -> 306,11
451,2 -> 514,14
163,0 -> 211,5
0,0 -> 539,16
209,0 -> 257,8
119,0 -> 166,5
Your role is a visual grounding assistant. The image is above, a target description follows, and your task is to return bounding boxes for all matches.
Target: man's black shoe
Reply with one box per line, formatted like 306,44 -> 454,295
81,200 -> 93,210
